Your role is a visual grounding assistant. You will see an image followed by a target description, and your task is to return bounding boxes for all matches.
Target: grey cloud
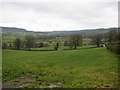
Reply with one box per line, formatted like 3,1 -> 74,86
0,1 -> 118,31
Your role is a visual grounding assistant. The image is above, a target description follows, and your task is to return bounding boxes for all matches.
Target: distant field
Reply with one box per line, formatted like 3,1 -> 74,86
2,36 -> 16,43
2,48 -> 118,88
2,35 -> 92,46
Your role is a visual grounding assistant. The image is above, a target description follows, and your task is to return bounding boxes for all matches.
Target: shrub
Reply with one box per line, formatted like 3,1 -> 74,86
106,42 -> 120,54
39,43 -> 44,48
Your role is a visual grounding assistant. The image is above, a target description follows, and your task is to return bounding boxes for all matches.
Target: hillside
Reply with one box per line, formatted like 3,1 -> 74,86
1,27 -> 27,32
1,26 -> 118,38
49,28 -> 118,37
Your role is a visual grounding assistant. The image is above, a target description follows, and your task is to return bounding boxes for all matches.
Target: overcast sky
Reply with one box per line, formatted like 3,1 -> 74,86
0,0 -> 119,31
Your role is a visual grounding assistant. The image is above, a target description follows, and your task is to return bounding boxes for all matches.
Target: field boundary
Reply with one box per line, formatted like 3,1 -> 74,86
2,46 -> 99,52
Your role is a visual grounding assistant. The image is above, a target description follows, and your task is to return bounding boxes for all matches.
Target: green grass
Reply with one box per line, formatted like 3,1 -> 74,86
2,48 -> 118,88
77,45 -> 97,49
31,45 -> 97,51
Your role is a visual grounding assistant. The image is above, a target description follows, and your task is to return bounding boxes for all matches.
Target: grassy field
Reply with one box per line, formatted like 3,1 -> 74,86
31,45 -> 97,51
2,47 -> 118,88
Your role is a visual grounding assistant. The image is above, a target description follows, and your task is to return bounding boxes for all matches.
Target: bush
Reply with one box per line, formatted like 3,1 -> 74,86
107,42 -> 120,54
39,43 -> 44,48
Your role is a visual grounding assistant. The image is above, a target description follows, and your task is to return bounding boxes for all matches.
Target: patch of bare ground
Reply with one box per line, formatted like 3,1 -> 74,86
2,73 -> 36,88
0,82 -> 2,89
2,73 -> 62,88
40,83 -> 62,88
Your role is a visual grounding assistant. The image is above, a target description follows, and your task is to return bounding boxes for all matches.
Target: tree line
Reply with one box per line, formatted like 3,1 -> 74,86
106,30 -> 120,54
2,34 -> 83,51
91,30 -> 120,54
2,29 -> 120,54
2,35 -> 35,50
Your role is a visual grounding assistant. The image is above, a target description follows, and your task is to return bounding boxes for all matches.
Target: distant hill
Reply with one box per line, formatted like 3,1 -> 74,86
51,28 -> 118,34
1,26 -> 118,38
1,27 -> 27,32
49,28 -> 118,37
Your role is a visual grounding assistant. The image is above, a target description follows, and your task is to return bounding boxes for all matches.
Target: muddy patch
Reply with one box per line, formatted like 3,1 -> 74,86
2,73 -> 62,88
3,78 -> 35,88
2,73 -> 37,88
40,83 -> 62,88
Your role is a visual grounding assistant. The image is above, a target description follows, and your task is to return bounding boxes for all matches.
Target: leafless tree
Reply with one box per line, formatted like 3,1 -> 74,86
25,35 -> 35,50
13,38 -> 21,49
92,34 -> 103,47
69,34 -> 83,49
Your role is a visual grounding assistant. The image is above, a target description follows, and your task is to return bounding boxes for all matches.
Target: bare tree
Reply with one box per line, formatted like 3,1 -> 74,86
92,34 -> 103,47
69,34 -> 83,49
54,42 -> 59,51
25,35 -> 35,51
107,30 -> 117,44
118,30 -> 120,42
13,38 -> 21,49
